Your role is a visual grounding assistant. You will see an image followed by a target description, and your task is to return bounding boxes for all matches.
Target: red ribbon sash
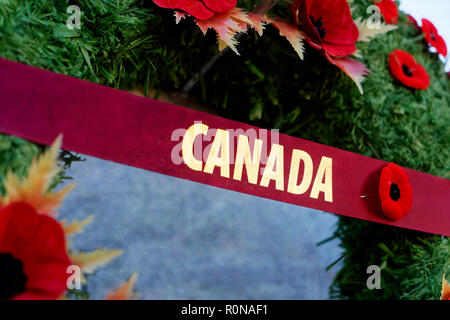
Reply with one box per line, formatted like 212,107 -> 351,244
0,58 -> 449,236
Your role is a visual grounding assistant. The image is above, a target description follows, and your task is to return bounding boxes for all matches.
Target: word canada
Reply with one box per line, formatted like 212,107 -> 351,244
181,123 -> 333,202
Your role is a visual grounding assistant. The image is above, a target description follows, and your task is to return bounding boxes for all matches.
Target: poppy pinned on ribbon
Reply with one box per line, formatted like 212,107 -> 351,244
0,202 -> 71,300
378,163 -> 413,221
388,49 -> 430,90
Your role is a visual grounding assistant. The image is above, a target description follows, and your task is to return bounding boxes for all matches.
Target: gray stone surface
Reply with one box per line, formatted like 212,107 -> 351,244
59,156 -> 343,300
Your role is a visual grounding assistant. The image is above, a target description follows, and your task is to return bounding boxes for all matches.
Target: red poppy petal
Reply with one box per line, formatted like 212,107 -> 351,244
379,165 -> 393,201
0,202 -> 42,254
381,199 -> 404,221
407,64 -> 430,90
422,18 -> 438,39
201,0 -> 236,13
322,42 -> 357,57
305,37 -> 323,51
12,292 -> 58,300
314,0 -> 359,46
398,183 -> 413,214
153,0 -> 214,20
23,259 -> 70,299
0,202 -> 70,299
433,34 -> 448,57
18,215 -> 70,294
375,0 -> 398,25
392,49 -> 416,65
295,0 -> 358,56
389,163 -> 409,185
389,164 -> 413,215
295,0 -> 323,43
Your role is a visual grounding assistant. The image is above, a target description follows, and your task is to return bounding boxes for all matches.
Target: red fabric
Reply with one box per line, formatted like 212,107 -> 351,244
0,202 -> 71,300
153,0 -> 236,20
374,0 -> 398,25
0,58 -> 449,236
378,163 -> 413,221
291,0 -> 359,57
422,18 -> 447,57
388,49 -> 430,90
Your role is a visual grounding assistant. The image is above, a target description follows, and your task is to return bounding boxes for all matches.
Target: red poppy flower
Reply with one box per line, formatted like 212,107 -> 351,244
291,0 -> 359,57
421,18 -> 447,57
374,0 -> 398,25
378,163 -> 413,221
153,0 -> 237,20
388,49 -> 430,90
0,202 -> 71,300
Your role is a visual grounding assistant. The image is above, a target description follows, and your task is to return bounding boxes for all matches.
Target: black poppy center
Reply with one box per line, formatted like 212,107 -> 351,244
430,32 -> 436,41
0,253 -> 27,299
389,183 -> 401,202
310,15 -> 326,39
402,64 -> 413,77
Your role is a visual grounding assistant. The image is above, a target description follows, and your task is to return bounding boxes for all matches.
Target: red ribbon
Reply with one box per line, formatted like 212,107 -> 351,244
0,58 -> 449,236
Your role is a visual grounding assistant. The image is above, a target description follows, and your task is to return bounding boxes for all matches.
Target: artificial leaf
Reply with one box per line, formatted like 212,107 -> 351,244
240,13 -> 267,36
174,11 -> 187,24
269,19 -> 305,60
195,8 -> 257,55
104,272 -> 139,300
326,54 -> 370,95
70,248 -> 123,274
355,18 -> 398,42
441,275 -> 450,300
0,135 -> 75,216
352,49 -> 363,59
62,215 -> 94,237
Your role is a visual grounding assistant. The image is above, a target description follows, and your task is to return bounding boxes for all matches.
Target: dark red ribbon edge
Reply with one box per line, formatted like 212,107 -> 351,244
0,58 -> 448,236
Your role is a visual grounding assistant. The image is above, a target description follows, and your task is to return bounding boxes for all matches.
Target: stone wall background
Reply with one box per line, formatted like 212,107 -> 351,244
59,156 -> 342,299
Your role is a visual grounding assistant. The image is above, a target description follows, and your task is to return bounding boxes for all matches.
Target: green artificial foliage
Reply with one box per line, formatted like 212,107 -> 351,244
0,134 -> 84,195
0,0 -> 448,299
0,135 -> 40,195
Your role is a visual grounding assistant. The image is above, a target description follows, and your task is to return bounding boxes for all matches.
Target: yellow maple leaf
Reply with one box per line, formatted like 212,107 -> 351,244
62,215 -> 95,237
104,272 -> 139,300
70,248 -> 123,275
356,18 -> 398,42
236,12 -> 267,37
268,19 -> 305,60
0,135 -> 75,216
326,54 -> 370,95
195,8 -> 251,55
441,275 -> 450,300
174,11 -> 187,24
